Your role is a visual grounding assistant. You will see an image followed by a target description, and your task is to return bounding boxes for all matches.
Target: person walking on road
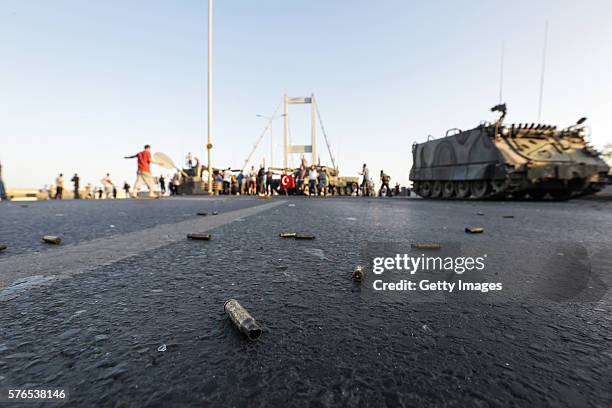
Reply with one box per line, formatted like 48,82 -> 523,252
71,173 -> 80,199
223,168 -> 232,195
0,161 -> 9,201
55,174 -> 64,200
122,182 -> 130,199
159,175 -> 166,195
168,179 -> 175,196
379,170 -> 391,197
172,172 -> 183,195
237,171 -> 245,195
308,165 -> 318,196
248,166 -> 257,195
266,168 -> 274,196
101,173 -> 114,199
319,167 -> 329,196
359,164 -> 370,197
84,183 -> 93,199
298,165 -> 307,194
124,145 -> 159,198
257,165 -> 266,195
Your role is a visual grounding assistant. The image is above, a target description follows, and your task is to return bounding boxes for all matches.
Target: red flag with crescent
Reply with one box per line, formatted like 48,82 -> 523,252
281,174 -> 295,189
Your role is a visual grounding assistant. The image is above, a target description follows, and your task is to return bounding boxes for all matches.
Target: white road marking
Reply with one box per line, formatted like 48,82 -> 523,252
0,200 -> 285,298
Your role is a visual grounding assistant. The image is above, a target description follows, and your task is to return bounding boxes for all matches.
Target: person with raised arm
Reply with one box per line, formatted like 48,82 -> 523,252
124,145 -> 160,198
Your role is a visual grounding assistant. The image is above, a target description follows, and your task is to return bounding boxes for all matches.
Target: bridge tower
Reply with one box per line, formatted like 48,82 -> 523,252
283,94 -> 317,169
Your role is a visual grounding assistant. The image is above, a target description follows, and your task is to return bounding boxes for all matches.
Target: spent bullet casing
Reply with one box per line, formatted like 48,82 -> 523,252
352,265 -> 365,281
224,299 -> 262,341
465,227 -> 484,234
279,232 -> 297,238
411,243 -> 442,249
0,244 -> 7,251
294,234 -> 315,240
42,236 -> 62,245
187,233 -> 212,241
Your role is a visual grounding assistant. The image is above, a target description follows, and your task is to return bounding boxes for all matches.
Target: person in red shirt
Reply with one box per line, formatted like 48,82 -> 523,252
124,145 -> 159,198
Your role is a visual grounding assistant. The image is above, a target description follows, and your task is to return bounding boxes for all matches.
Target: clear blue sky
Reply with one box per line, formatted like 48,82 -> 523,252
1,0 -> 611,189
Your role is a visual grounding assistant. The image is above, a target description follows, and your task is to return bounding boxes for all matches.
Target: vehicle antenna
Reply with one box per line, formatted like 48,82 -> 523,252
537,21 -> 548,122
498,40 -> 505,104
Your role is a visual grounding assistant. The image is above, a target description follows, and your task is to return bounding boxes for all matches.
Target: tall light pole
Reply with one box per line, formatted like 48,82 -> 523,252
256,114 -> 285,168
206,0 -> 213,194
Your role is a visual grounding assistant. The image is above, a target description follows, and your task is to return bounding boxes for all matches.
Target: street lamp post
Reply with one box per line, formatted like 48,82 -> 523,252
206,0 -> 213,194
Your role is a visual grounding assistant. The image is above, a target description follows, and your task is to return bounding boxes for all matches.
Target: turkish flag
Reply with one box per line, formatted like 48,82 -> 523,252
281,174 -> 295,189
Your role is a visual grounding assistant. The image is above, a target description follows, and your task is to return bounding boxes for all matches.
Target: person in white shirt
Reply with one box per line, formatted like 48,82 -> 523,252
55,174 -> 64,200
308,165 -> 318,196
359,164 -> 370,196
101,173 -> 115,199
172,172 -> 183,195
223,167 -> 232,195
248,166 -> 257,195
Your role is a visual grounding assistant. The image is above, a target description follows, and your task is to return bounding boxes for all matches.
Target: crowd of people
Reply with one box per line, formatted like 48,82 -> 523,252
45,172 -> 179,200
211,159 -> 404,197
358,164 -> 396,197
43,145 -> 188,200
41,147 -> 406,200
46,172 -> 120,200
211,164 -> 331,196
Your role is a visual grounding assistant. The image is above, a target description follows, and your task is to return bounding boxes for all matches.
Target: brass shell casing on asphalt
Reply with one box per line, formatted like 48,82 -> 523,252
411,243 -> 442,249
352,265 -> 365,282
187,233 -> 212,241
42,236 -> 62,245
465,227 -> 484,234
294,234 -> 315,240
224,299 -> 262,341
279,232 -> 315,240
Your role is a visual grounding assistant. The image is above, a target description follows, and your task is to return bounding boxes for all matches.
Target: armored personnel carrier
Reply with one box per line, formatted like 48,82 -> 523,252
409,104 -> 610,200
272,165 -> 358,195
323,166 -> 359,195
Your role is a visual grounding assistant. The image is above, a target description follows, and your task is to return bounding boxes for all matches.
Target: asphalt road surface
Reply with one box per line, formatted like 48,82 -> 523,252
0,196 -> 611,407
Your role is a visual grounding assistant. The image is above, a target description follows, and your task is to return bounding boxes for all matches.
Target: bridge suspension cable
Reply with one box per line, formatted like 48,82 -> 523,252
241,103 -> 281,172
315,102 -> 337,170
